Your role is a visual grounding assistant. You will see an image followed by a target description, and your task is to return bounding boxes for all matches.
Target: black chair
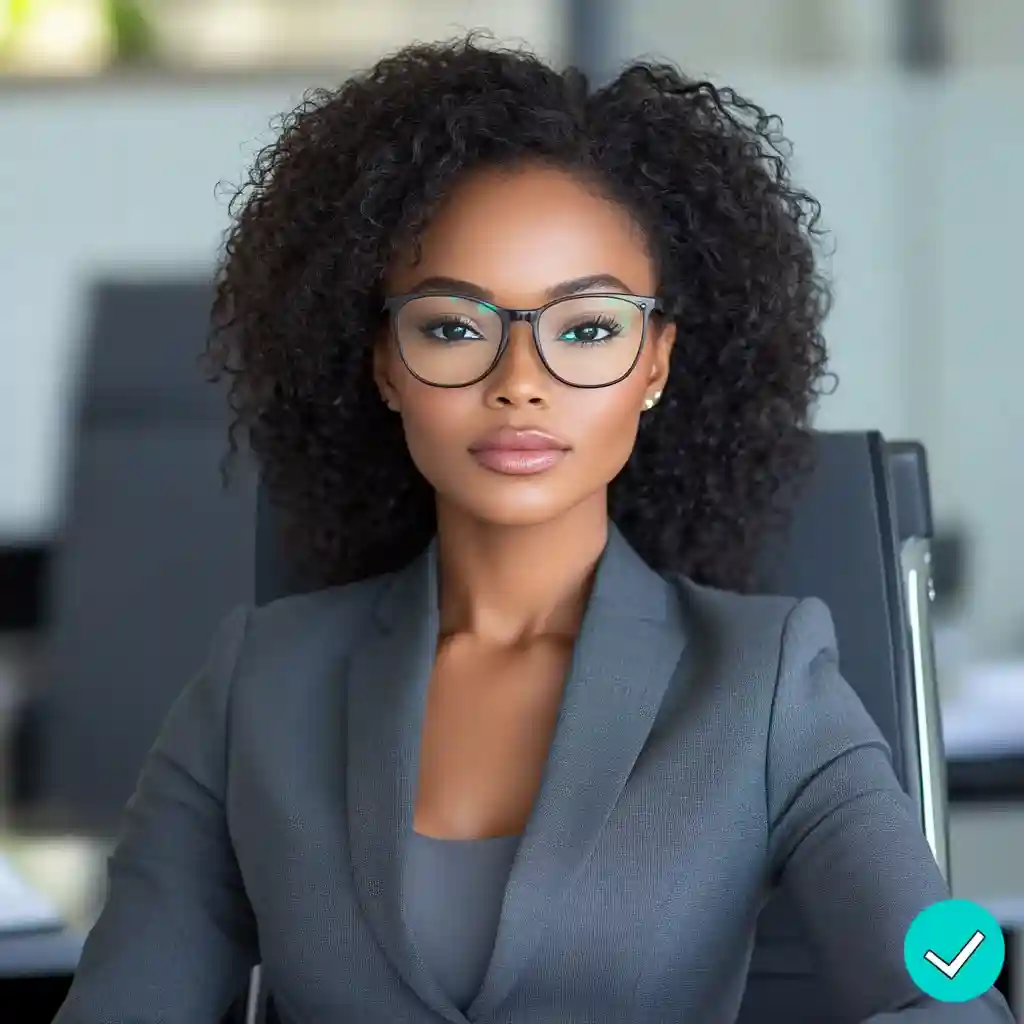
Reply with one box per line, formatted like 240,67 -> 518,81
246,430 -> 949,1024
13,280 -> 256,835
736,431 -> 947,1022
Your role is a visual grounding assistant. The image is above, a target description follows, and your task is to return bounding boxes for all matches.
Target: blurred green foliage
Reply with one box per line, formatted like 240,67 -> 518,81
107,0 -> 156,63
0,0 -> 158,67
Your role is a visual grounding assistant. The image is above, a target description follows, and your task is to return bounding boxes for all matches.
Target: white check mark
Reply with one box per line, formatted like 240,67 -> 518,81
923,930 -> 986,979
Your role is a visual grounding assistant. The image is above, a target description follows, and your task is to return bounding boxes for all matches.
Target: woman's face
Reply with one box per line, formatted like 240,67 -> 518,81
375,163 -> 675,530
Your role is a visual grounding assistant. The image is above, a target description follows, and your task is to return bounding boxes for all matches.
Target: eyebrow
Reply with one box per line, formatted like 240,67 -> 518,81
404,273 -> 636,302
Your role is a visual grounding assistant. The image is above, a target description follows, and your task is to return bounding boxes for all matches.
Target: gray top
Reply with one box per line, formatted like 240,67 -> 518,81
404,832 -> 521,1011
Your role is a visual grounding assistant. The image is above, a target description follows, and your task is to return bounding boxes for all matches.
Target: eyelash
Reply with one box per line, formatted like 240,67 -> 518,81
416,312 -> 627,347
558,315 -> 624,342
574,314 -> 622,331
424,313 -> 625,330
419,316 -> 484,339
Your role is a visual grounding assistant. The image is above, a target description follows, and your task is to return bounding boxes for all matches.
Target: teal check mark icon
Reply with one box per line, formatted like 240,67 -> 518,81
923,930 -> 986,979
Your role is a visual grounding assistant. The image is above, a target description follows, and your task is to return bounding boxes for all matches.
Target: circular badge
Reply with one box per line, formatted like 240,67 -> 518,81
904,899 -> 1005,1002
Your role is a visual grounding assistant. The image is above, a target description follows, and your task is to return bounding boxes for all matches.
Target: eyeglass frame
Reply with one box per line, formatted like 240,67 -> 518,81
381,291 -> 664,389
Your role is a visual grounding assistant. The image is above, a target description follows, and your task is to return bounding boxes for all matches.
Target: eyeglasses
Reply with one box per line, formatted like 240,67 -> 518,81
383,292 -> 662,389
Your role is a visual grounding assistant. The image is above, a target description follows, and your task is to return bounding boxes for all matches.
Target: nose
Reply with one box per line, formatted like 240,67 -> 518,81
482,320 -> 551,408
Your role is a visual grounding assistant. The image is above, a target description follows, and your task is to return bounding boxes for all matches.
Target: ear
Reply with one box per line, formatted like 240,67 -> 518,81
645,319 -> 676,394
372,336 -> 401,412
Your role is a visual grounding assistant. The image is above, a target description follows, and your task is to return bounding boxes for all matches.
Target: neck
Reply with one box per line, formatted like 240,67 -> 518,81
434,494 -> 609,644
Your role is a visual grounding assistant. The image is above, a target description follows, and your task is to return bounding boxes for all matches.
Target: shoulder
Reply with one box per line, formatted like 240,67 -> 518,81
665,578 -> 885,803
251,573 -> 390,634
673,579 -> 887,766
225,571 -> 396,678
664,577 -> 845,730
200,572 -> 399,743
670,576 -> 837,667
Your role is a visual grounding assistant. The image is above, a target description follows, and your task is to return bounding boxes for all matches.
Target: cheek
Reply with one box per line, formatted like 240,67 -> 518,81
396,392 -> 471,478
571,390 -> 644,471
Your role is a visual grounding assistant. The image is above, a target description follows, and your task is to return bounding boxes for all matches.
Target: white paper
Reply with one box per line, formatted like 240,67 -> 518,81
0,855 -> 64,933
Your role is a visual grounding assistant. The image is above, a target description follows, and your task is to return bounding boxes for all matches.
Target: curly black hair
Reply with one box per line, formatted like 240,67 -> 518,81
206,35 -> 832,592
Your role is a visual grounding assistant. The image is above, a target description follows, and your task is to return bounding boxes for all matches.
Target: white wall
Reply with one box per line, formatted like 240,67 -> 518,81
614,0 -> 1024,68
944,1 -> 1024,66
928,74 -> 1024,656
0,77 -> 314,542
618,0 -> 1024,653
1,69 -> 1023,654
719,70 -> 914,441
0,72 -> 911,530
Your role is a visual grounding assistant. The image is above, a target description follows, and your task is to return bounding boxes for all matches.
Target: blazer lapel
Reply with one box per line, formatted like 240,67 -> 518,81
345,542 -> 470,1024
346,527 -> 687,1023
465,526 -> 687,1021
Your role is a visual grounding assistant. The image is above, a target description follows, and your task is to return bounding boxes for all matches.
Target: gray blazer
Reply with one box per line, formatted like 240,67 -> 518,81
55,526 -> 1013,1023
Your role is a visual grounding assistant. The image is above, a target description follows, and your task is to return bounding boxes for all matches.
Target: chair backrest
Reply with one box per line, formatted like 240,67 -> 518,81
737,430 -> 944,1023
19,281 -> 256,834
251,430 -> 945,1023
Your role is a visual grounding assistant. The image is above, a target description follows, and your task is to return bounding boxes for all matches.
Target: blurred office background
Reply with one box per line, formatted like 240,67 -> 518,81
1,0 -> 1023,1013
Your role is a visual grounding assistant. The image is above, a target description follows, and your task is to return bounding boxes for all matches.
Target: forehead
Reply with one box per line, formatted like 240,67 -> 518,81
389,164 -> 656,304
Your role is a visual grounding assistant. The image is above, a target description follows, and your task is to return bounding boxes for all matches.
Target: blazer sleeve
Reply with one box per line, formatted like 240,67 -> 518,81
766,598 -> 1014,1023
54,605 -> 259,1024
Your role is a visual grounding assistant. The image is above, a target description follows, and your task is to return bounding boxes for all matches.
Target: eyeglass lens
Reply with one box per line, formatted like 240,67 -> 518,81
394,295 -> 646,387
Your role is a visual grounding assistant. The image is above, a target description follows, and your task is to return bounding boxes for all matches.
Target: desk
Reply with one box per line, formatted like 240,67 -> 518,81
949,754 -> 1024,804
0,927 -> 82,978
949,756 -> 1024,1019
0,839 -> 86,1020
0,928 -> 81,1023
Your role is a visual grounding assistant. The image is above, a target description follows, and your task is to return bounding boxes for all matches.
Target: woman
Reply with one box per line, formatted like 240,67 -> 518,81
55,37 -> 1011,1024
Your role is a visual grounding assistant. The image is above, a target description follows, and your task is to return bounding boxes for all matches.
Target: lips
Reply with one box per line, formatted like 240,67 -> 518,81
468,428 -> 571,454
468,428 -> 571,476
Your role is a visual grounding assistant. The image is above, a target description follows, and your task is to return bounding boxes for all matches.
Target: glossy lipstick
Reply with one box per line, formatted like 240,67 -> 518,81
468,428 -> 570,476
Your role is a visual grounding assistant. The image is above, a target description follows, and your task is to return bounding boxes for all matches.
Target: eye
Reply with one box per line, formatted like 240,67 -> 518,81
557,315 -> 623,345
420,317 -> 485,343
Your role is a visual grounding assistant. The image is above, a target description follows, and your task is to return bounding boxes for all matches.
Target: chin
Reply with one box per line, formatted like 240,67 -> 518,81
466,498 -> 573,529
447,481 -> 580,529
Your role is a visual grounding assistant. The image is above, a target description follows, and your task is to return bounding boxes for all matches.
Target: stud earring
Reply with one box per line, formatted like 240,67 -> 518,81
643,390 -> 662,412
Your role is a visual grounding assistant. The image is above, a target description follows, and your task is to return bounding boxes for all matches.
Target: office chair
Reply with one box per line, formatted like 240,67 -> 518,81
240,430 -> 947,1024
14,281 -> 256,834
737,432 -> 946,1022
